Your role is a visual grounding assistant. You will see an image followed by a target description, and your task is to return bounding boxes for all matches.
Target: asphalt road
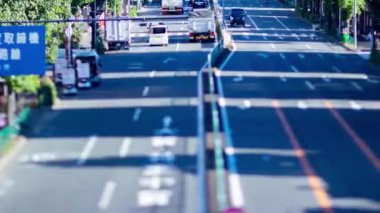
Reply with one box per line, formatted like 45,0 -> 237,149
0,7 -> 211,213
219,0 -> 380,213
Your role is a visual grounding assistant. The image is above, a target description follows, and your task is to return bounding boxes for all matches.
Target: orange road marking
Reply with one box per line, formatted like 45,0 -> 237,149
325,101 -> 380,171
272,100 -> 334,213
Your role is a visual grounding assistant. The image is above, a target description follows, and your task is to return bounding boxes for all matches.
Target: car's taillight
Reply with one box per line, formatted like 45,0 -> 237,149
210,32 -> 215,38
189,32 -> 194,37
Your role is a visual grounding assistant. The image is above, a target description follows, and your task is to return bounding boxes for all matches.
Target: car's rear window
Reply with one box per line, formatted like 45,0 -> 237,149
231,9 -> 244,16
152,27 -> 166,34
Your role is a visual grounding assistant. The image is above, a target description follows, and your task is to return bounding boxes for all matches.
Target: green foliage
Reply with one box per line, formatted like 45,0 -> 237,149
38,77 -> 58,106
130,6 -> 138,18
338,0 -> 366,20
6,76 -> 41,94
107,0 -> 123,15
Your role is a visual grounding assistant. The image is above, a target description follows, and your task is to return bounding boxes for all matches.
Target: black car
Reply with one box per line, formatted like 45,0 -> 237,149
230,8 -> 246,27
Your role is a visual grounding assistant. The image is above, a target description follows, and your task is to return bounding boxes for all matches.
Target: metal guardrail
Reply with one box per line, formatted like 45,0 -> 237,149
197,63 -> 207,213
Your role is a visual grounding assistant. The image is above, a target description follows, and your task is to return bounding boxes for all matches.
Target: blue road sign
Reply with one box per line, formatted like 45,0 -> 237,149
0,26 -> 45,76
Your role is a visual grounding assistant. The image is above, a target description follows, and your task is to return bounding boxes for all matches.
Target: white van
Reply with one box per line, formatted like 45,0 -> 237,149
149,24 -> 169,46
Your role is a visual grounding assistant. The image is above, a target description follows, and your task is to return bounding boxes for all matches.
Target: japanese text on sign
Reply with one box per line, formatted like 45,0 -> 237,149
0,26 -> 45,76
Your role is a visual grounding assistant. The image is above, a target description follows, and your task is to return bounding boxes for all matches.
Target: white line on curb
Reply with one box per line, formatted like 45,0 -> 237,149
77,136 -> 97,166
98,181 -> 117,210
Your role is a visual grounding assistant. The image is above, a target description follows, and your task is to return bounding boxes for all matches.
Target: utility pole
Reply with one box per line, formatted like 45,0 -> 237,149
353,0 -> 357,49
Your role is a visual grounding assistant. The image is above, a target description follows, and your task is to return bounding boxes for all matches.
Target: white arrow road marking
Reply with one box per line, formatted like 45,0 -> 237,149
120,138 -> 131,158
351,81 -> 363,91
133,108 -> 142,122
305,81 -> 316,90
137,189 -> 172,207
350,101 -> 362,110
77,136 -> 97,166
98,181 -> 117,210
149,151 -> 175,164
152,136 -> 177,147
297,101 -> 308,110
139,176 -> 176,189
143,165 -> 172,176
142,86 -> 150,97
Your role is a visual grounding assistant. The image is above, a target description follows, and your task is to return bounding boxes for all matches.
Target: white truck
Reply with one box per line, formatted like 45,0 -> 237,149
188,9 -> 216,42
105,17 -> 131,50
162,0 -> 184,15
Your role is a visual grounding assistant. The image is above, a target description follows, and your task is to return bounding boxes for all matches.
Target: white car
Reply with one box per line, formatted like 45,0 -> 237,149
149,24 -> 169,46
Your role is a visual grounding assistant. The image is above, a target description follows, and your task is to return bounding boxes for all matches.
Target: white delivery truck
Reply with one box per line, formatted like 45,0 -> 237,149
188,9 -> 216,42
162,0 -> 184,15
105,17 -> 131,50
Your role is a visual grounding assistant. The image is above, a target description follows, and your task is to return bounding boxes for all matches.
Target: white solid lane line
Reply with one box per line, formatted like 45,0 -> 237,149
77,136 -> 97,166
351,81 -> 363,91
229,174 -> 245,208
305,44 -> 312,49
274,16 -> 290,31
98,181 -> 117,210
142,86 -> 150,97
305,81 -> 316,90
247,15 -> 259,30
133,108 -> 142,122
120,138 -> 131,158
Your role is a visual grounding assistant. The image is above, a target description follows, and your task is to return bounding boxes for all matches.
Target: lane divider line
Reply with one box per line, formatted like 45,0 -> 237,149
120,138 -> 131,158
305,81 -> 316,90
133,108 -> 142,122
272,100 -> 334,213
247,15 -> 260,30
351,81 -> 363,91
77,136 -> 97,166
142,86 -> 150,97
325,101 -> 380,171
98,181 -> 117,210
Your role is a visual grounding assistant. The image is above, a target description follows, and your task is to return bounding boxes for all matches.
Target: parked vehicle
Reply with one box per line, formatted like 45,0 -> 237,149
61,67 -> 78,95
72,49 -> 102,87
149,24 -> 169,46
105,17 -> 131,50
162,0 -> 184,14
230,8 -> 247,27
188,9 -> 216,42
